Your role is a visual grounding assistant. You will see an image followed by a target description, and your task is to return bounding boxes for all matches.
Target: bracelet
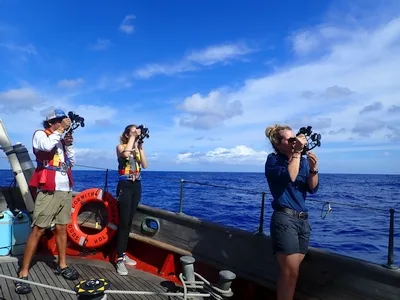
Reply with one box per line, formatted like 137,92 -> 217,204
292,155 -> 300,159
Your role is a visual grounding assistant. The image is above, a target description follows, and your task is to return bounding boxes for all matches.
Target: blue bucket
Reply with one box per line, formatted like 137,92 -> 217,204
11,211 -> 32,256
0,210 -> 13,256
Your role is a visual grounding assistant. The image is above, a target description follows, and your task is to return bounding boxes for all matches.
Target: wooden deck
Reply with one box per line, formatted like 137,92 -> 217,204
0,256 -> 182,300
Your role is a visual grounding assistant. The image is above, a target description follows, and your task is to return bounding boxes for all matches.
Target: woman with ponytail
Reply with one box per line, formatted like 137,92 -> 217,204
115,124 -> 148,276
264,124 -> 319,300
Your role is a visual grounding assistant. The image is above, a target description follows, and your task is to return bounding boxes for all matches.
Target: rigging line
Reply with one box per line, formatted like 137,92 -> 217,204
306,198 -> 391,213
74,163 -> 109,170
182,180 -> 263,194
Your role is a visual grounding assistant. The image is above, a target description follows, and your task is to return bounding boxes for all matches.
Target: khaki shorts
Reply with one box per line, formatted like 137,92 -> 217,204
32,191 -> 72,228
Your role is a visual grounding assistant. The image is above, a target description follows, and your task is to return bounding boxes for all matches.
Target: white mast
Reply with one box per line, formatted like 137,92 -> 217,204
0,119 -> 35,213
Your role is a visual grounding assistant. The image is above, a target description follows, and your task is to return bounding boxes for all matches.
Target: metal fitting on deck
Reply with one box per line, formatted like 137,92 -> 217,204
75,278 -> 110,300
217,270 -> 236,293
180,255 -> 196,282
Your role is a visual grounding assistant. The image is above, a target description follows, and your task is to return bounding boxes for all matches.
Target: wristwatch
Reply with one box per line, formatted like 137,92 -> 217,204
310,169 -> 319,174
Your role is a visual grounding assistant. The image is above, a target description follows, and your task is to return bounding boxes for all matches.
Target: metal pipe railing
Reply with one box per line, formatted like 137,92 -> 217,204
179,179 -> 185,214
254,192 -> 266,236
384,208 -> 397,269
175,178 -> 398,268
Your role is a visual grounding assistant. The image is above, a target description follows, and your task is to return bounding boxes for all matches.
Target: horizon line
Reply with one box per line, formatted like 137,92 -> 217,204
0,169 -> 398,176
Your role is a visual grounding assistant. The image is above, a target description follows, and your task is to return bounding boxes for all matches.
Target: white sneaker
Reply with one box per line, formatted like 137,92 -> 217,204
116,260 -> 128,275
123,254 -> 137,266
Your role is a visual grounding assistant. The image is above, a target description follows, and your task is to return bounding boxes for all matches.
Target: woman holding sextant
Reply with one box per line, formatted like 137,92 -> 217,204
114,124 -> 148,276
264,124 -> 319,300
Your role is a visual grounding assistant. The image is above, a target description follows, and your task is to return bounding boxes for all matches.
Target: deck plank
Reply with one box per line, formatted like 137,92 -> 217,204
2,262 -> 23,300
0,263 -> 13,300
84,264 -> 149,300
0,257 -> 182,300
25,262 -> 54,300
7,262 -> 36,300
76,264 -> 132,300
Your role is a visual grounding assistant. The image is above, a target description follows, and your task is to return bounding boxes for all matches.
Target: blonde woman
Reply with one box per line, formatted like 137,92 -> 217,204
264,124 -> 319,300
115,124 -> 148,275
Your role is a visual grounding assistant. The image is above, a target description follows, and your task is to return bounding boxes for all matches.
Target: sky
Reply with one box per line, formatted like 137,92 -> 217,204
0,0 -> 399,174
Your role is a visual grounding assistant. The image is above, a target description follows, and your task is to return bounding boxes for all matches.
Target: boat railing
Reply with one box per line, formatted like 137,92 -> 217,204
0,157 -> 398,270
75,162 -> 399,270
175,176 -> 398,270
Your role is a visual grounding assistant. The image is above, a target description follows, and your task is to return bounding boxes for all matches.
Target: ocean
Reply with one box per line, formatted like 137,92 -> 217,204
0,169 -> 399,266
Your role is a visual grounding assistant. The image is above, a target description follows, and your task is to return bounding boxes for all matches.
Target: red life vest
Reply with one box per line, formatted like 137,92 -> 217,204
29,128 -> 74,192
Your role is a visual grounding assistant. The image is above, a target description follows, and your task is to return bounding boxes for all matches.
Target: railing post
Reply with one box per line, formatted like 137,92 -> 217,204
384,208 -> 398,269
179,179 -> 185,214
254,192 -> 266,236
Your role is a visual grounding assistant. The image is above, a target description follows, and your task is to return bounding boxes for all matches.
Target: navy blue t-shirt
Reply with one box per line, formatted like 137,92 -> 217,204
264,152 -> 319,212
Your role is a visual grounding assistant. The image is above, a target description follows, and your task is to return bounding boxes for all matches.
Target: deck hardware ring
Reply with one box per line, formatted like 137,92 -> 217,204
140,216 -> 160,236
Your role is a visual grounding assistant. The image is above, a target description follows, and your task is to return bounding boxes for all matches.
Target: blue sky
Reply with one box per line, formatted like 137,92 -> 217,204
0,0 -> 399,174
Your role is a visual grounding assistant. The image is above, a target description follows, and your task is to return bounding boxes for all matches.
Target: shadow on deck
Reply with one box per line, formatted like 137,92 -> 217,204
0,256 -> 181,300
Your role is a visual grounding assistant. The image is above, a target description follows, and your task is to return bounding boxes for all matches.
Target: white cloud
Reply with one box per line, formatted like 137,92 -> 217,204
75,148 -> 114,159
57,78 -> 85,88
119,15 -> 135,35
178,90 -> 243,130
89,38 -> 111,51
290,30 -> 320,55
0,43 -> 37,55
96,74 -> 133,91
70,104 -> 118,128
134,42 -> 256,78
0,87 -> 44,112
171,14 -> 400,149
0,42 -> 39,64
177,145 -> 269,164
134,62 -> 196,79
186,43 -> 254,66
318,144 -> 400,153
0,85 -> 118,142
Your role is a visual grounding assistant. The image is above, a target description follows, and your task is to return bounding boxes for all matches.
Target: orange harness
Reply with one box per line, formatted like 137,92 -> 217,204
29,128 -> 73,193
118,144 -> 142,180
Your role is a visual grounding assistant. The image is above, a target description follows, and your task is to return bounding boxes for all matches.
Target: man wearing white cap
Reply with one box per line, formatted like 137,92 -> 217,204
15,109 -> 79,294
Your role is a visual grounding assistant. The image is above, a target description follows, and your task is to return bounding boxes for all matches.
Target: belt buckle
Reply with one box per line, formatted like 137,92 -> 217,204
60,162 -> 68,175
298,212 -> 307,220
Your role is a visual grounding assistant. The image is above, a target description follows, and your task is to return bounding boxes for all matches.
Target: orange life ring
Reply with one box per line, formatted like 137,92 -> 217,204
67,188 -> 119,249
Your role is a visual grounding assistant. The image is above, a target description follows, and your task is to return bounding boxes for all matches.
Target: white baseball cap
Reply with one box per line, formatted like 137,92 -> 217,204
46,109 -> 67,121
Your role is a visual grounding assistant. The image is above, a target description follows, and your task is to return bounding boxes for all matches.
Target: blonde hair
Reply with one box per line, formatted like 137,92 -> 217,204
265,124 -> 292,152
119,124 -> 138,144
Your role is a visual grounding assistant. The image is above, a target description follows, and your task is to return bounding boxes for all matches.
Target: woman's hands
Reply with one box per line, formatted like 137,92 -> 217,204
293,134 -> 307,153
307,151 -> 318,171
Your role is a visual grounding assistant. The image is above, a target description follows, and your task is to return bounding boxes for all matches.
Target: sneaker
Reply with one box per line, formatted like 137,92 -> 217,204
15,276 -> 32,294
116,259 -> 128,275
123,253 -> 137,266
54,265 -> 79,280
